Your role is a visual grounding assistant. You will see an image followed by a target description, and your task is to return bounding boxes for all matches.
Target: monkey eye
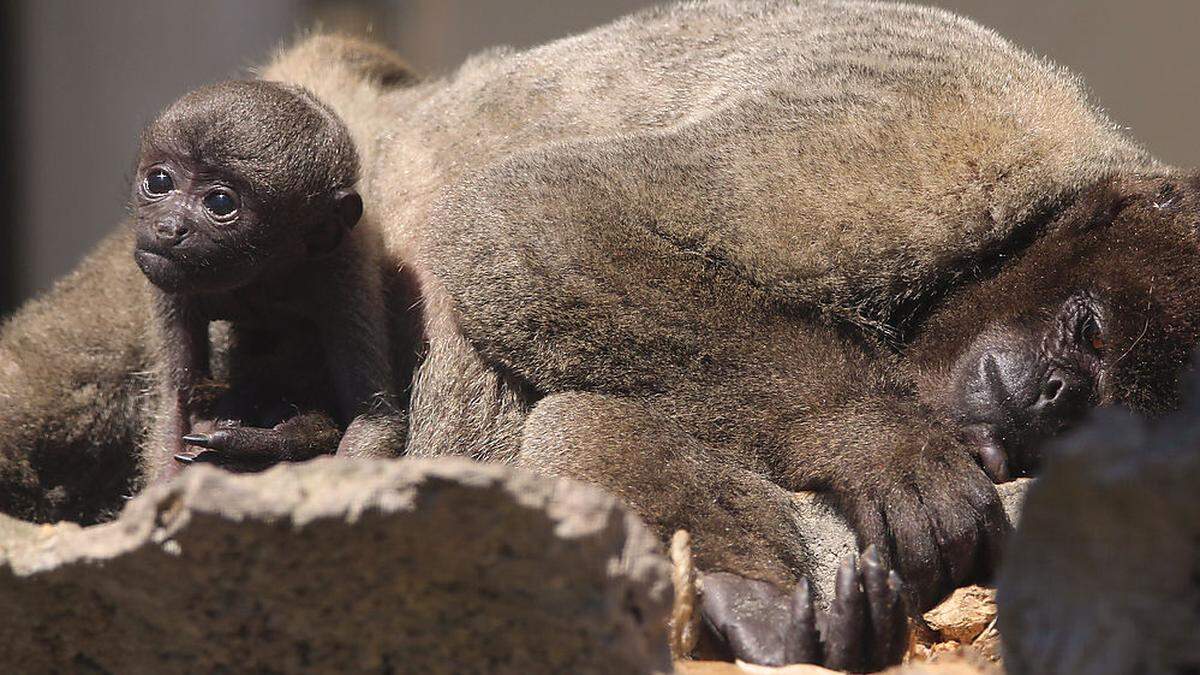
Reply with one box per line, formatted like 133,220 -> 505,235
144,168 -> 174,196
1077,314 -> 1105,353
203,189 -> 239,220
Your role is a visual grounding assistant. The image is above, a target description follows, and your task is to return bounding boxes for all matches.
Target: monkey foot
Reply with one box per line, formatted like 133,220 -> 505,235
174,414 -> 341,468
699,546 -> 906,671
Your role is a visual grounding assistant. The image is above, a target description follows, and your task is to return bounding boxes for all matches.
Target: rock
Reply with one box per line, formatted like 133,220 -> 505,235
998,395 -> 1200,674
922,586 -> 997,644
0,457 -> 674,675
793,479 -> 1031,605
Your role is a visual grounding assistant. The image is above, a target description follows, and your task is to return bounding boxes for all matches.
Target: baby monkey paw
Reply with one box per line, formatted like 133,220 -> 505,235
699,547 -> 906,671
174,412 -> 341,469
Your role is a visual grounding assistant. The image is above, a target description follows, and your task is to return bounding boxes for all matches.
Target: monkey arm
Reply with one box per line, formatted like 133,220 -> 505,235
519,391 -> 906,669
143,290 -> 211,484
425,138 -> 1009,613
675,332 -> 1012,614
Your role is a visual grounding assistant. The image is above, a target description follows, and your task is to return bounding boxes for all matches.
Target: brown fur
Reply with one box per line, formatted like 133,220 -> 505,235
0,230 -> 149,522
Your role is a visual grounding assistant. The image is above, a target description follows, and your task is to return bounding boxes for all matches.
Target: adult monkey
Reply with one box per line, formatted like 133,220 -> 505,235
407,0 -> 1200,634
0,30 -> 910,668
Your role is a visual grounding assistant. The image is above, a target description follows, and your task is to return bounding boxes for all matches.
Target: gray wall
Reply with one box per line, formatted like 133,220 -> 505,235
7,0 -> 1200,308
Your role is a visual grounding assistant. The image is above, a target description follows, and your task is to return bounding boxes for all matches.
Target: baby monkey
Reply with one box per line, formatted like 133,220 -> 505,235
132,79 -> 402,482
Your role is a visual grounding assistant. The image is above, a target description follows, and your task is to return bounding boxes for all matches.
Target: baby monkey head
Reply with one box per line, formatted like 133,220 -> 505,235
914,174 -> 1200,480
132,80 -> 362,294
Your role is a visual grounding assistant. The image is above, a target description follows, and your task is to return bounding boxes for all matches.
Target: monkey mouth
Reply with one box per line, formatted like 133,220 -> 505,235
134,248 -> 190,292
959,422 -> 1047,484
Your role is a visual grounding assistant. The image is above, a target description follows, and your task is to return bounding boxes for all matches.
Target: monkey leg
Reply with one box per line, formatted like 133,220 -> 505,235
519,391 -> 906,669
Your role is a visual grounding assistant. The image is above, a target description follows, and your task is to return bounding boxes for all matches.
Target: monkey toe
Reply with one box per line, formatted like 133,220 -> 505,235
822,550 -> 907,672
180,417 -> 338,466
822,554 -> 869,671
700,572 -> 795,666
859,547 -> 908,667
181,433 -> 215,448
698,560 -> 905,671
173,449 -> 223,465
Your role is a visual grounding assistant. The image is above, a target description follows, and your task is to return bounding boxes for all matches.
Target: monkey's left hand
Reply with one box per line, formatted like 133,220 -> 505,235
831,428 -> 1011,612
175,412 -> 341,468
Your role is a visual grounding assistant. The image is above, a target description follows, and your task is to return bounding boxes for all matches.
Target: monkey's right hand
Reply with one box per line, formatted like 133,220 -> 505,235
175,412 -> 341,468
836,432 -> 1011,612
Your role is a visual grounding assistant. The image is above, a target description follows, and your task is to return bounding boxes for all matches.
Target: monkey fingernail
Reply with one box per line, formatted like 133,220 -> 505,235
182,433 -> 213,448
173,453 -> 197,464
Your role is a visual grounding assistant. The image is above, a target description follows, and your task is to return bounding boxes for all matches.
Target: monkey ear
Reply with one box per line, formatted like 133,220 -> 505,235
334,189 -> 364,231
305,189 -> 363,257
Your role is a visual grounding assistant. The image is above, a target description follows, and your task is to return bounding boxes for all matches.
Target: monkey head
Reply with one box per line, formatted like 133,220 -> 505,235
132,80 -> 363,294
911,174 -> 1200,481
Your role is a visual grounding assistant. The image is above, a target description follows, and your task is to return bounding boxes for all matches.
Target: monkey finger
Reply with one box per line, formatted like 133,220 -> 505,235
920,472 -> 982,588
184,428 -> 288,461
949,456 -> 1011,582
847,499 -> 895,571
182,433 -> 218,449
883,491 -> 948,612
970,485 -> 1012,582
698,571 -> 791,666
174,449 -> 223,465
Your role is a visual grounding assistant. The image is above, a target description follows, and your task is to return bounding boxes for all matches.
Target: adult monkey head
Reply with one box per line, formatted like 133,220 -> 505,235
912,174 -> 1200,481
133,80 -> 363,294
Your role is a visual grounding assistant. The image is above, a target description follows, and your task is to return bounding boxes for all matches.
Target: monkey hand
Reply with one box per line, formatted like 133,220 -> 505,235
175,412 -> 341,469
698,548 -> 906,670
837,433 -> 1011,612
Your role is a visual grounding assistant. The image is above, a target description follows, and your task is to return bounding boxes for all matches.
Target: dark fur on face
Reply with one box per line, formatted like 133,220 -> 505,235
134,80 -> 361,293
911,174 -> 1200,477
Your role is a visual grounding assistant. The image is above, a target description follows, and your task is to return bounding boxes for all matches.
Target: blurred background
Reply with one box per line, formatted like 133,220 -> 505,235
2,0 -> 1198,316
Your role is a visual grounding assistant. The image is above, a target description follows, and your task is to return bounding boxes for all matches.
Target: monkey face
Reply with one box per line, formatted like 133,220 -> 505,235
132,159 -> 281,294
131,80 -> 363,295
915,174 -> 1200,480
944,292 -> 1105,480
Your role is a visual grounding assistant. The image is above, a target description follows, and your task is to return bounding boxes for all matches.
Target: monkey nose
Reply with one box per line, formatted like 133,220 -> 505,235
153,221 -> 189,244
1027,369 -> 1089,419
